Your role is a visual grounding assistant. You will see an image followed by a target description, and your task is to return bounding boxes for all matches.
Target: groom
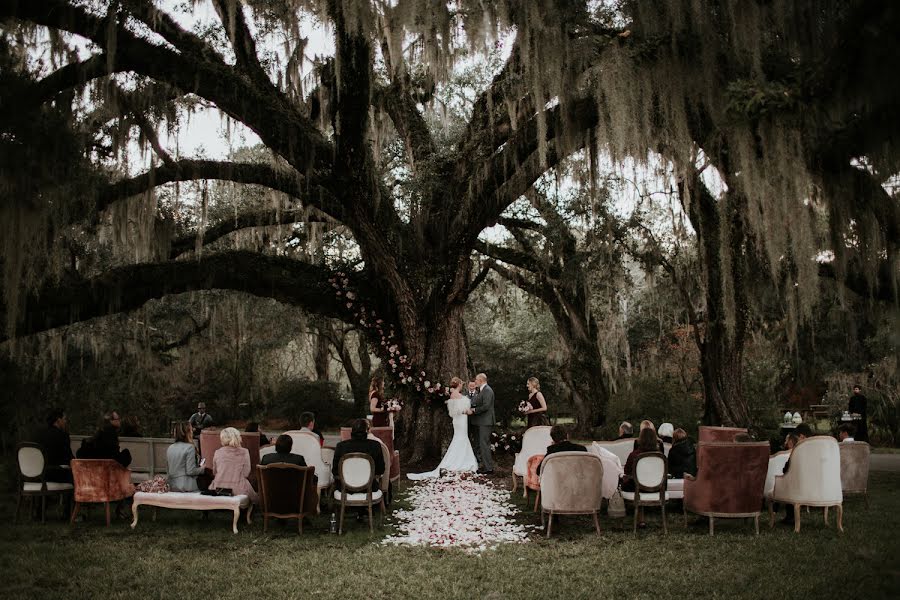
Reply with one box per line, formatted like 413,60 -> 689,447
468,372 -> 496,474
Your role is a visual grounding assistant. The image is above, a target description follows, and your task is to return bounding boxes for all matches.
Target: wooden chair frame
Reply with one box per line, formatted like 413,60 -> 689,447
15,442 -> 73,523
257,464 -> 314,535
624,452 -> 668,534
333,453 -> 386,534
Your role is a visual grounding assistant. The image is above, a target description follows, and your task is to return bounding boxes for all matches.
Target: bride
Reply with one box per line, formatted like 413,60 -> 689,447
408,376 -> 479,480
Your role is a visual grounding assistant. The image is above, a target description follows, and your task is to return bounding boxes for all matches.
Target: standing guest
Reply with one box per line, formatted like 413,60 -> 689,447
622,428 -> 661,528
189,402 -> 214,437
467,381 -> 478,399
261,435 -> 307,466
838,424 -> 856,443
539,425 -> 586,474
210,427 -> 258,503
523,377 -> 548,428
667,428 -> 697,478
166,422 -> 208,492
77,411 -> 132,468
369,375 -> 390,428
120,415 -> 143,437
332,419 -> 384,492
848,385 -> 868,442
658,423 -> 674,444
299,412 -> 325,446
36,408 -> 74,483
616,422 -> 634,440
245,422 -> 272,447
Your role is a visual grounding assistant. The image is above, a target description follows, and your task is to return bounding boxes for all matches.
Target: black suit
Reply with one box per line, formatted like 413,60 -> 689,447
332,437 -> 385,491
540,440 -> 586,474
260,452 -> 306,467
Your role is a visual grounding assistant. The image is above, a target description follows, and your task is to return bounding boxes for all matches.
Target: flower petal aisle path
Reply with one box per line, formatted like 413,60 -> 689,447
382,472 -> 534,552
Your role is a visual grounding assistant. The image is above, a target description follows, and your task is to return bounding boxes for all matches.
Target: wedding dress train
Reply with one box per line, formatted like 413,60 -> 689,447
407,396 -> 479,480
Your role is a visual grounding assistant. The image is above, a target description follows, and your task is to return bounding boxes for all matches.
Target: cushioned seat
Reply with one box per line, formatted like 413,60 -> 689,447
333,489 -> 384,502
621,491 -> 672,502
131,491 -> 251,534
667,478 -> 684,500
23,481 -> 74,492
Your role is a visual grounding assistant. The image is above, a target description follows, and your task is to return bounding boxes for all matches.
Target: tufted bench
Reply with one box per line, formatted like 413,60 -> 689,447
131,492 -> 253,534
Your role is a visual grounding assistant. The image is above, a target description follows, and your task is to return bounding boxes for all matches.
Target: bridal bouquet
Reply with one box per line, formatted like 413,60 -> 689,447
386,398 -> 404,412
516,401 -> 529,414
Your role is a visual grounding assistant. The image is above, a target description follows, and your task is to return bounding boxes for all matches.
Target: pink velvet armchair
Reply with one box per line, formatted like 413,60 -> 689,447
524,454 -> 545,512
70,459 -> 135,526
683,442 -> 770,535
698,426 -> 749,443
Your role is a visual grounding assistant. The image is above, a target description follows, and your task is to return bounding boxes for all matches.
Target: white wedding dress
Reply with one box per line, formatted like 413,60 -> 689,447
408,395 -> 479,480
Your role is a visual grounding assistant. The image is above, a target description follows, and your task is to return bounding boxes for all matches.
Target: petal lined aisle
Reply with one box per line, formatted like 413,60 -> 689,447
382,472 -> 534,552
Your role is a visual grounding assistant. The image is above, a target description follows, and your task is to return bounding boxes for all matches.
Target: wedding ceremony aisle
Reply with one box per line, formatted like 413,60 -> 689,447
383,473 -> 533,552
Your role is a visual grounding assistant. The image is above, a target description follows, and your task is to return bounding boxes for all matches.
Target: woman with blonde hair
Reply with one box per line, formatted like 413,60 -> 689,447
210,427 -> 258,503
524,377 -> 548,428
166,422 -> 208,492
368,374 -> 390,428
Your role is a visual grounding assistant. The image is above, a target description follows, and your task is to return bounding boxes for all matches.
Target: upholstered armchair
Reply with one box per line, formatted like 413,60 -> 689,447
513,426 -> 552,494
370,427 -> 401,490
70,459 -> 135,526
591,439 -> 635,466
524,454 -> 544,511
768,436 -> 843,533
839,441 -> 870,508
257,464 -> 316,534
698,426 -> 749,443
586,443 -> 625,499
539,451 -> 604,537
764,451 -> 791,499
16,443 -> 74,523
284,430 -> 334,496
683,442 -> 770,535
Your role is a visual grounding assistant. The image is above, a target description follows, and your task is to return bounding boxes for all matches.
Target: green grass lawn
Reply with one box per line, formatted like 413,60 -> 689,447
1,470 -> 898,600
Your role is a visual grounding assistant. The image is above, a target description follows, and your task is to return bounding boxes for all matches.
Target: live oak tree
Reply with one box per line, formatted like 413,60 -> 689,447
2,1 -> 898,455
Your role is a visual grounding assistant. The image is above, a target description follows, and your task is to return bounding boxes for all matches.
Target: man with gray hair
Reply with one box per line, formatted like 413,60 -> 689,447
616,421 -> 634,440
468,372 -> 496,474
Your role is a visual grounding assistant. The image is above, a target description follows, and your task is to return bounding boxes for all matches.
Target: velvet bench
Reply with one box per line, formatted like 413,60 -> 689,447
131,492 -> 253,534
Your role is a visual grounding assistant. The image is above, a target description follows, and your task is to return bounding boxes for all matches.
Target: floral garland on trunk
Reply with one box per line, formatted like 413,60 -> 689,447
329,272 -> 451,403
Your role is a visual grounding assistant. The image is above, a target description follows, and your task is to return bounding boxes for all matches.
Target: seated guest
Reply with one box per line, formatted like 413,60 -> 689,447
120,415 -> 142,437
633,420 -> 665,452
616,421 -> 634,440
838,424 -> 856,443
77,411 -> 132,468
166,422 -> 208,492
245,421 -> 272,447
780,423 -> 813,525
539,425 -> 586,474
35,408 -> 74,483
299,411 -> 325,446
261,435 -> 307,466
667,428 -> 696,478
332,419 -> 384,492
210,427 -> 258,503
784,432 -> 799,451
658,422 -> 674,444
622,428 -> 661,492
733,433 -> 754,443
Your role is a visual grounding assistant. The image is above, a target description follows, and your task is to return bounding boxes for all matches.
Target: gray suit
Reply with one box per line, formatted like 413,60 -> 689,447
470,384 -> 496,471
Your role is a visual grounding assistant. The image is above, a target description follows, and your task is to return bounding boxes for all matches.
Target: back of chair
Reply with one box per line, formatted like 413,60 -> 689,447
539,452 -> 604,512
370,435 -> 391,491
687,442 -> 769,514
591,439 -> 635,465
199,430 -> 223,465
839,441 -> 870,493
71,459 -> 134,503
339,453 -> 374,492
514,426 -> 553,475
634,453 -> 667,492
17,443 -> 46,483
340,427 -> 352,441
257,464 -> 312,515
285,431 -> 331,486
765,451 -> 791,497
525,454 -> 545,491
370,427 -> 394,454
699,426 -> 749,443
774,436 -> 842,504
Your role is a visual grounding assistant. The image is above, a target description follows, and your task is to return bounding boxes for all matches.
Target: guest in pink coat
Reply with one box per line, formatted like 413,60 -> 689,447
210,427 -> 258,503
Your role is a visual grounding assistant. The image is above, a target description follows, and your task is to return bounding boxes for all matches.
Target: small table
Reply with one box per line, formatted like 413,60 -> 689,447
131,492 -> 252,534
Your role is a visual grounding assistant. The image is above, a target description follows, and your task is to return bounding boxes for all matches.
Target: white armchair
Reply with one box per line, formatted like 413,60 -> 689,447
591,439 -> 635,466
587,443 -> 624,499
284,430 -> 334,495
767,436 -> 843,533
512,426 -> 553,494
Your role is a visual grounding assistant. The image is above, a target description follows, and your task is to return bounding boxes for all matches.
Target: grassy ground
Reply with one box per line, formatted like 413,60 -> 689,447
1,469 -> 898,600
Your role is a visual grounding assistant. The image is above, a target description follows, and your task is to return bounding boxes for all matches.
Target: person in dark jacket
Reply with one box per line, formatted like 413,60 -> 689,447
36,408 -> 74,483
539,425 -> 586,474
332,419 -> 384,491
667,428 -> 697,478
848,385 -> 868,442
76,411 -> 132,468
261,434 -> 307,466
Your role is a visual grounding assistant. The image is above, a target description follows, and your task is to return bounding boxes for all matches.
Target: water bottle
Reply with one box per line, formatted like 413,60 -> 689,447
329,512 -> 337,534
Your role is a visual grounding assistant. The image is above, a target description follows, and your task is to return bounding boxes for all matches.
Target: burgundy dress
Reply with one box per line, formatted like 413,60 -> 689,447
371,392 -> 390,428
526,393 -> 544,428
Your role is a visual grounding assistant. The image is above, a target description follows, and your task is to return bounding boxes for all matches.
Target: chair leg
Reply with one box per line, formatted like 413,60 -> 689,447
263,513 -> 269,534
511,474 -> 517,493
522,477 -> 527,498
683,506 -> 687,528
380,499 -> 386,528
70,502 -> 81,525
633,503 -> 639,534
793,504 -> 801,533
768,500 -> 775,528
836,504 -> 844,533
338,500 -> 345,535
662,503 -> 667,535
368,503 -> 374,533
592,510 -> 602,536
754,514 -> 759,535
534,491 -> 540,513
105,502 -> 111,527
708,516 -> 714,536
824,506 -> 829,526
298,514 -> 303,535
546,511 -> 553,538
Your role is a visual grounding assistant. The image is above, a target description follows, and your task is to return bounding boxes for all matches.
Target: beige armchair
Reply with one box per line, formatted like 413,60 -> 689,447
767,436 -> 843,533
512,426 -> 552,494
539,451 -> 604,537
284,430 -> 333,497
839,441 -> 870,508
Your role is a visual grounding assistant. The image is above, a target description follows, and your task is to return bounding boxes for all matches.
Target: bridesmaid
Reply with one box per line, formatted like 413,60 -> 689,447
524,377 -> 548,428
369,374 -> 390,428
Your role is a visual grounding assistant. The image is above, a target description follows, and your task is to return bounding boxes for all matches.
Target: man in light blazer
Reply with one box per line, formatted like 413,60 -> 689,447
469,372 -> 496,474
